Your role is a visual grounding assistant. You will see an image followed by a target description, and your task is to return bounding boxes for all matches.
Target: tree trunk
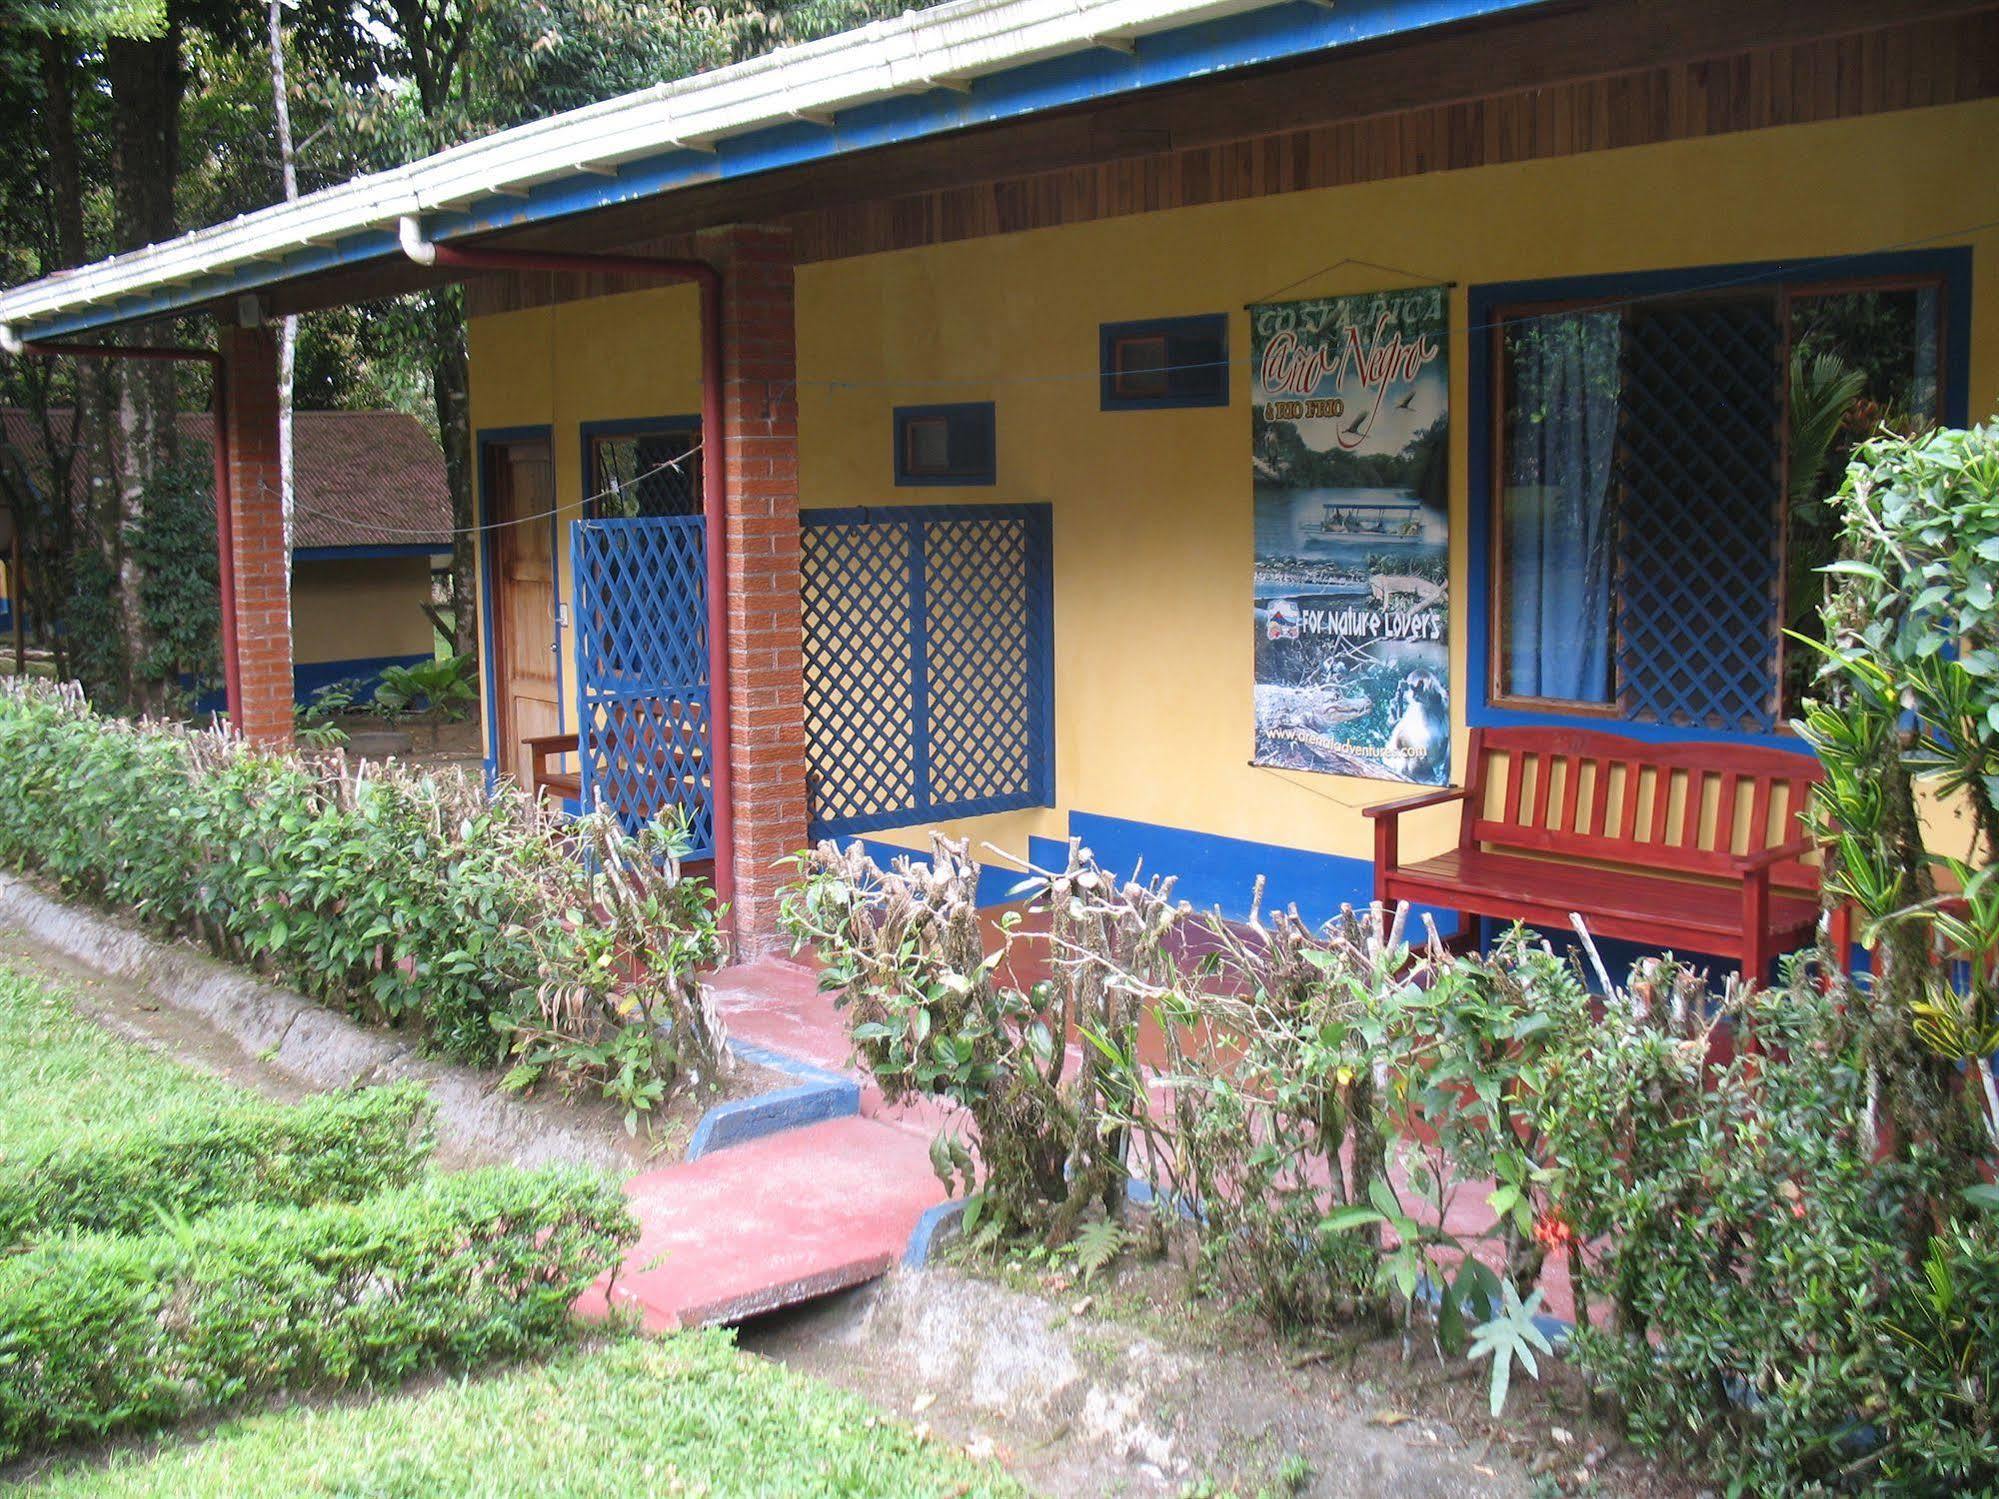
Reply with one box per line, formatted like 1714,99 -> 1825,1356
106,21 -> 186,714
34,35 -> 113,685
427,287 -> 477,662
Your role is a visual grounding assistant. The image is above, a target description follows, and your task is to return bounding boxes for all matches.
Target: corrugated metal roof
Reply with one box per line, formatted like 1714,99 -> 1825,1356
0,0 -> 1543,342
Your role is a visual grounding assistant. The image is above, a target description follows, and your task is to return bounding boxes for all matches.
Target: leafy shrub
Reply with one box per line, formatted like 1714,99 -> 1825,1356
784,839 -> 1140,1242
373,653 -> 476,721
1803,420 -> 1999,1175
0,1165 -> 635,1460
1548,971 -> 1997,1490
786,834 -> 1998,1490
0,680 -> 726,1121
0,1082 -> 435,1246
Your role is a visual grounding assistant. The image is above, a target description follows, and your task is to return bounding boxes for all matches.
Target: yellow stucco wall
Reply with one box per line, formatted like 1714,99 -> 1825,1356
291,555 -> 439,667
467,99 -> 1998,884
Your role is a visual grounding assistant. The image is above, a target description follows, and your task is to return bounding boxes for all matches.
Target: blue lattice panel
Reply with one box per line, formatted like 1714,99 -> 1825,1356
801,504 -> 1054,841
1615,302 -> 1782,734
572,517 -> 713,858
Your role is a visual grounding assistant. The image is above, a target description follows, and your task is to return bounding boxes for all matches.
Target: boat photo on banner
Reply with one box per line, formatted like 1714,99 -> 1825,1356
1251,285 -> 1451,785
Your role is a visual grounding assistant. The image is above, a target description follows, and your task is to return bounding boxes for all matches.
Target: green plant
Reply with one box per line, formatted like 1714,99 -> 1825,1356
0,1165 -> 635,1461
28,1332 -> 1026,1498
373,652 -> 476,721
783,837 -> 1143,1243
1550,965 -> 1997,1490
0,679 -> 722,1122
1802,420 -> 1999,1171
0,1082 -> 435,1245
126,457 -> 222,711
1467,1281 -> 1554,1417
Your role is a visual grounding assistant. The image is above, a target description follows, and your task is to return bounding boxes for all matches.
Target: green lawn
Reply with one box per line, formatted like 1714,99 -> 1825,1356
0,957 -> 238,1160
0,956 -> 1020,1497
34,1333 -> 1019,1498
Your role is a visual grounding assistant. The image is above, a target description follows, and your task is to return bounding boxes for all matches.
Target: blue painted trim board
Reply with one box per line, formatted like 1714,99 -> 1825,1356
857,838 -> 1028,908
17,0 -> 1556,343
294,652 -> 433,702
193,651 -> 438,713
1067,810 -> 1460,933
685,1041 -> 860,1160
1463,247 -> 1974,752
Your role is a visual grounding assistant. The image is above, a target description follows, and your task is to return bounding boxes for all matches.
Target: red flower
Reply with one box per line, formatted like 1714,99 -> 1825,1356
1532,1214 -> 1576,1251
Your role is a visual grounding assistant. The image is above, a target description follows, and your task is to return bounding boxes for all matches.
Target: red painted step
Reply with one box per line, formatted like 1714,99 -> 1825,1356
578,1114 -> 949,1331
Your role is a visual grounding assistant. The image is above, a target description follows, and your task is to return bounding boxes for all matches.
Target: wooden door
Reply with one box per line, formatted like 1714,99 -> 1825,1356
489,439 -> 559,786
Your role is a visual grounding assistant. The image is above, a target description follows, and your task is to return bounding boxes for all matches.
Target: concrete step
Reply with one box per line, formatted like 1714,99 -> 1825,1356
709,957 -> 968,1139
579,1114 -> 948,1331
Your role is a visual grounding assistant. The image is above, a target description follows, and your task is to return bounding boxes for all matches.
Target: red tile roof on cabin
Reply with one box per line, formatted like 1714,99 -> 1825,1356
0,408 -> 450,553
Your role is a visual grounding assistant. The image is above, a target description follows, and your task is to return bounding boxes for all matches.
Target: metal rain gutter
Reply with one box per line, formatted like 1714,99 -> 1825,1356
0,0 -> 1550,340
396,217 -> 738,923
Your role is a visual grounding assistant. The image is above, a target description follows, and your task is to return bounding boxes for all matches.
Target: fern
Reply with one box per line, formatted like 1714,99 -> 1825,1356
1070,1218 -> 1130,1285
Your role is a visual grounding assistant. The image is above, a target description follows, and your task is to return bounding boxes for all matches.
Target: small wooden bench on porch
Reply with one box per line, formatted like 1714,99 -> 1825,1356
524,720 -> 708,817
1364,726 -> 1839,978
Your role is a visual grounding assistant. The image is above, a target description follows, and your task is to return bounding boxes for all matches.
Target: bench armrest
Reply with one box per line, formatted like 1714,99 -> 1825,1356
1730,833 -> 1819,874
525,732 -> 579,756
1362,787 -> 1468,820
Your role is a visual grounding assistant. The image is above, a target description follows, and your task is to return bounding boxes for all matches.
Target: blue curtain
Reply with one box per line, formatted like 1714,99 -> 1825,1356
1502,312 -> 1621,703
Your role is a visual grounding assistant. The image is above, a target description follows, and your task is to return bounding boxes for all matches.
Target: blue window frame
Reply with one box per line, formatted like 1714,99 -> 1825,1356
1467,247 -> 1972,748
893,402 -> 995,486
1099,313 -> 1229,410
581,415 -> 701,518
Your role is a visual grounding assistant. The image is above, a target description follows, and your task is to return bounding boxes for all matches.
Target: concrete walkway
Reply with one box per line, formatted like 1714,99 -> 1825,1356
580,957 -> 954,1331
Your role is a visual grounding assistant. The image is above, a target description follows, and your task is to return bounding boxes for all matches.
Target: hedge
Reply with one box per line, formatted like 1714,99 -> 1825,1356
0,1166 -> 636,1460
0,1082 -> 435,1246
0,681 -> 726,1120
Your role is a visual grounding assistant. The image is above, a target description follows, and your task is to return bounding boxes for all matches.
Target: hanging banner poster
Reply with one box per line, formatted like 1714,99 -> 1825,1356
1251,286 -> 1451,784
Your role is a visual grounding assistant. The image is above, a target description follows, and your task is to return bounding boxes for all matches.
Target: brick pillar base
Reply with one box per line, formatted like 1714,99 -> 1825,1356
218,325 -> 293,748
702,225 -> 807,957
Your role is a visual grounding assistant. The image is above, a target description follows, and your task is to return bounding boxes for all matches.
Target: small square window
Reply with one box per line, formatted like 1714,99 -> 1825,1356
1111,335 -> 1172,400
903,416 -> 953,476
1100,314 -> 1229,410
893,403 -> 995,486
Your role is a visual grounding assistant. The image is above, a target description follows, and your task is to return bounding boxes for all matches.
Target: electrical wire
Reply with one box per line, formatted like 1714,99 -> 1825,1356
280,442 -> 703,540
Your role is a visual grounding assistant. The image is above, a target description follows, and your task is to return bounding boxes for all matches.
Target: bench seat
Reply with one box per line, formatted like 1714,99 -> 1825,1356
1367,726 -> 1837,979
1386,847 -> 1819,956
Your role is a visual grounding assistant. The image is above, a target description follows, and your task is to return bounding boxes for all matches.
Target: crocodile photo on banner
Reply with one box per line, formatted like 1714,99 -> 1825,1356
1251,286 -> 1451,785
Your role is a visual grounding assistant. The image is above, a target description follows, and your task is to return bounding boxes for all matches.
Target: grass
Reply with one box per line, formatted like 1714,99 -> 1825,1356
31,1333 -> 1024,1497
0,957 -> 1022,1495
0,957 -> 237,1160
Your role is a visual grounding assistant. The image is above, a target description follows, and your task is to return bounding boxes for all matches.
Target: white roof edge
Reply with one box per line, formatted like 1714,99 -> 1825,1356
0,0 -> 1284,330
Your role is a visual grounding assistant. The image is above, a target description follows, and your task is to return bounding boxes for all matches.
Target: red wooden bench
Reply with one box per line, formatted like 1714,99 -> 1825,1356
1364,726 -> 1842,979
526,731 -> 583,803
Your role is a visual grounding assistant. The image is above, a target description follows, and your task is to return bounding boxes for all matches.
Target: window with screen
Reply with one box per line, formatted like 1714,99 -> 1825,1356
586,424 -> 701,518
893,403 -> 996,486
1491,271 -> 1946,733
1099,314 -> 1229,410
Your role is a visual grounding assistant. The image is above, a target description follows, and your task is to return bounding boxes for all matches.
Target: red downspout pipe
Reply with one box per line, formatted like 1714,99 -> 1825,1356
11,341 -> 240,724
404,235 -> 735,918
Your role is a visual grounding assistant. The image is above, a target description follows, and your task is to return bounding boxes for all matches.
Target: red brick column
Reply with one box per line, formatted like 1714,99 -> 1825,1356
703,225 -> 808,956
217,325 -> 294,748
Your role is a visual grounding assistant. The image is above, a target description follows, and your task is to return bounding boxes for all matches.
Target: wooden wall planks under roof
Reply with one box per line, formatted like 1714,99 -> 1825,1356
461,1 -> 1997,319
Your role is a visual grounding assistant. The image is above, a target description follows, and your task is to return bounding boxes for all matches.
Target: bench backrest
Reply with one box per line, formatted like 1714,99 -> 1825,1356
1463,726 -> 1823,886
